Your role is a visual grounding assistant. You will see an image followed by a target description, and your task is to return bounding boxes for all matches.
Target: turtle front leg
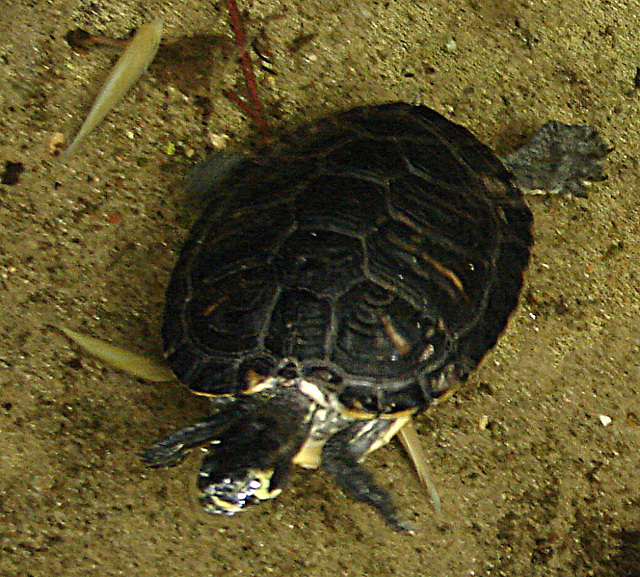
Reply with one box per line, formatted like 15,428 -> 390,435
502,121 -> 611,196
321,420 -> 411,532
141,412 -> 236,468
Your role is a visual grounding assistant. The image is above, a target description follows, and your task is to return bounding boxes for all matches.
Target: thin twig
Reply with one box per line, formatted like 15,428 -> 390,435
224,0 -> 270,139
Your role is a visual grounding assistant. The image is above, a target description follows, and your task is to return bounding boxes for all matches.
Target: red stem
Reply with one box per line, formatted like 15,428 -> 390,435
222,89 -> 260,121
224,0 -> 270,139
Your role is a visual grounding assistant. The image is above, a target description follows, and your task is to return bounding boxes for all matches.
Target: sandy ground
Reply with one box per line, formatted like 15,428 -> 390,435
1,0 -> 640,575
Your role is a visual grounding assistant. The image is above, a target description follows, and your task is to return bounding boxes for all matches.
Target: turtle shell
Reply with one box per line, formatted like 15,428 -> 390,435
163,103 -> 532,416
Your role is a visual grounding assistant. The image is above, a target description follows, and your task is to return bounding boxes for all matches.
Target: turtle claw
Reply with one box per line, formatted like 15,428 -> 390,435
503,120 -> 611,197
142,437 -> 190,468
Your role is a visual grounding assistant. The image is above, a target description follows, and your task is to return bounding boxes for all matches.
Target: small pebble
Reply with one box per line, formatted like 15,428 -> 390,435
444,39 -> 458,53
31,474 -> 56,492
209,133 -> 231,150
48,132 -> 66,155
598,414 -> 612,427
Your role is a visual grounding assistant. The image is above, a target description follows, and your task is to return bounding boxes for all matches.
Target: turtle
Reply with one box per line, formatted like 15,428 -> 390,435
142,102 -> 609,530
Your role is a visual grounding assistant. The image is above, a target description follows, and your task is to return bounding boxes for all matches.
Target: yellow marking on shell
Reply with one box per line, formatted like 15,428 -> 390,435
62,17 -> 164,159
202,294 -> 229,317
380,314 -> 411,356
340,406 -> 419,421
386,228 -> 466,299
419,252 -> 467,300
191,374 -> 276,398
192,390 -> 234,398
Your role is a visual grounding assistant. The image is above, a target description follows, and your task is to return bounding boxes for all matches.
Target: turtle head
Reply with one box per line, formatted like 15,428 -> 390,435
196,414 -> 291,514
143,382 -> 315,516
197,384 -> 316,514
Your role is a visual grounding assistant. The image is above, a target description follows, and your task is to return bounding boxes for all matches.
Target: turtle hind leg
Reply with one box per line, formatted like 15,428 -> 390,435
502,121 -> 611,197
321,422 -> 412,532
